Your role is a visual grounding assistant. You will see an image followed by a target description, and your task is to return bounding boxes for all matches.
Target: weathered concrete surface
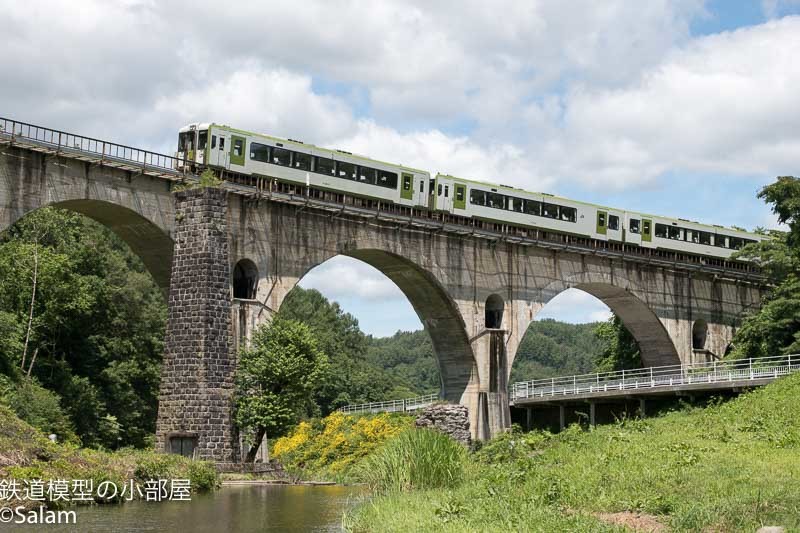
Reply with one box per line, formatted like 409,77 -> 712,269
0,146 -> 767,459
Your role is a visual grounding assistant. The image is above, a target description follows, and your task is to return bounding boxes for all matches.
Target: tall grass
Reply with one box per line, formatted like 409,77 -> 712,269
357,428 -> 467,493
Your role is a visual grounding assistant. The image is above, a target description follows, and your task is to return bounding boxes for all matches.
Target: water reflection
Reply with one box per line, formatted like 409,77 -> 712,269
15,485 -> 364,532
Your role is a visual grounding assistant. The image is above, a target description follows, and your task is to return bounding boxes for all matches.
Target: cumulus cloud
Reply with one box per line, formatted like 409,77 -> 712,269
535,289 -> 611,324
298,256 -> 406,303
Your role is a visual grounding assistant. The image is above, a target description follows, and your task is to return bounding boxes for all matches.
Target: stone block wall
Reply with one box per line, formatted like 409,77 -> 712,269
155,187 -> 240,464
415,404 -> 472,446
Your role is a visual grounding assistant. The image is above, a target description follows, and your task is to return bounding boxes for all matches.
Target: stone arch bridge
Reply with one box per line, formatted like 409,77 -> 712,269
0,120 -> 765,467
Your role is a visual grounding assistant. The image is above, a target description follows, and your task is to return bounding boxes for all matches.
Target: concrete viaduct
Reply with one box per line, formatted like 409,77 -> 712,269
0,120 -> 766,467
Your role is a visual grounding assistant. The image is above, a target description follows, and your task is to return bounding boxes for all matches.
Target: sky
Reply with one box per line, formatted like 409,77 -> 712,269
2,0 -> 799,336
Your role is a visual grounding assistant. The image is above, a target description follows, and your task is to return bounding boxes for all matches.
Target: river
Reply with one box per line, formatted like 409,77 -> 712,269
14,485 -> 365,532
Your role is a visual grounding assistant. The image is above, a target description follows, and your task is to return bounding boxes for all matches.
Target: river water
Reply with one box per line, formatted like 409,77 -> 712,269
15,485 -> 365,532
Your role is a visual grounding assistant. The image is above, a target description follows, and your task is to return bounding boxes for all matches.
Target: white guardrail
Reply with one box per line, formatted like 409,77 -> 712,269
511,354 -> 800,402
338,393 -> 439,415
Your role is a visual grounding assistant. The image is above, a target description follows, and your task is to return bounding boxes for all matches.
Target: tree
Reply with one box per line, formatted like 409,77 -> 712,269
593,315 -> 642,372
234,317 -> 327,462
727,176 -> 800,358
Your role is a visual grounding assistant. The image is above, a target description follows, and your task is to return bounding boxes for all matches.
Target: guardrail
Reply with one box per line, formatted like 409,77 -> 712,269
338,393 -> 439,415
0,117 -> 189,175
511,354 -> 800,402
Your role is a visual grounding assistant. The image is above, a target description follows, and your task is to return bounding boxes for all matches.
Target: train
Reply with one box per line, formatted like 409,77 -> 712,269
176,122 -> 764,260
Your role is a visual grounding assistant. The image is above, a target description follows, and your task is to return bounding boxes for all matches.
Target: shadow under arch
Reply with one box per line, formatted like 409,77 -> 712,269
286,249 -> 476,404
538,278 -> 681,367
47,199 -> 174,292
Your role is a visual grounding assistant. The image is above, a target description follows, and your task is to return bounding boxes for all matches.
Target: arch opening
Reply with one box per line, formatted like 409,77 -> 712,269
485,294 -> 504,329
233,259 -> 259,300
275,251 -> 474,413
692,319 -> 708,350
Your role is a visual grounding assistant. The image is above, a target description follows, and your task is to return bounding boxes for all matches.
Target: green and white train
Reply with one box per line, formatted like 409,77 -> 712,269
177,122 -> 764,260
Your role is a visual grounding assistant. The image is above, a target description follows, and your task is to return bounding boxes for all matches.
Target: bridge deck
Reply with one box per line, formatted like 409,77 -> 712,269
0,116 -> 764,282
510,355 -> 799,406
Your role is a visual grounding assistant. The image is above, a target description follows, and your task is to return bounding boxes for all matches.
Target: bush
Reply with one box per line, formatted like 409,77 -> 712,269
188,461 -> 220,492
356,428 -> 467,493
4,378 -> 77,444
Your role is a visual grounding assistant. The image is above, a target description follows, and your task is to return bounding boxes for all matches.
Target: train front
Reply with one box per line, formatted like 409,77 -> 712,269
175,123 -> 210,171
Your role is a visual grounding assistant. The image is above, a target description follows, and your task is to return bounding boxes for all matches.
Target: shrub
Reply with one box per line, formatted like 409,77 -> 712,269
5,378 -> 77,444
187,461 -> 220,492
356,428 -> 467,493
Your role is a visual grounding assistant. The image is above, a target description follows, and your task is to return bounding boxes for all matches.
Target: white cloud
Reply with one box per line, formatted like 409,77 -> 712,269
535,288 -> 611,324
298,256 -> 406,303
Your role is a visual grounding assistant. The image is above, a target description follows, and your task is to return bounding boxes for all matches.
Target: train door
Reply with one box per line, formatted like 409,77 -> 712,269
206,130 -> 219,167
596,210 -> 608,236
230,135 -> 246,168
414,175 -> 427,206
642,218 -> 653,243
216,132 -> 230,169
401,173 -> 414,202
453,183 -> 467,211
437,179 -> 452,211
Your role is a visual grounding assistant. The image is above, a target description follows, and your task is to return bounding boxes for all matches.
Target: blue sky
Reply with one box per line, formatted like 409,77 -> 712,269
2,0 -> 798,336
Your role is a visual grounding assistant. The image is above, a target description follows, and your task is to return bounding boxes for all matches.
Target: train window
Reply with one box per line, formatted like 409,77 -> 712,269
523,200 -> 541,216
315,156 -> 335,175
561,206 -> 577,222
233,139 -> 243,157
608,215 -> 619,230
419,181 -> 424,193
438,184 -> 443,196
378,170 -> 397,188
630,219 -> 640,233
487,192 -> 505,209
470,189 -> 486,206
699,231 -> 712,245
403,174 -> 412,191
250,142 -> 270,163
211,135 -> 217,149
597,212 -> 606,227
714,235 -> 727,248
337,161 -> 356,180
456,186 -> 464,202
178,132 -> 193,151
667,226 -> 681,240
429,179 -> 436,194
730,237 -> 747,250
219,137 -> 225,150
542,203 -> 559,219
272,146 -> 290,166
359,166 -> 377,184
444,185 -> 449,197
294,152 -> 312,171
655,223 -> 667,238
198,131 -> 208,150
643,220 -> 651,236
688,230 -> 699,243
512,198 -> 523,212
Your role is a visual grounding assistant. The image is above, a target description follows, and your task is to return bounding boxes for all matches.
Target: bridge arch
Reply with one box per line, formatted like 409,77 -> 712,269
279,249 -> 476,405
531,273 -> 681,368
3,199 -> 174,292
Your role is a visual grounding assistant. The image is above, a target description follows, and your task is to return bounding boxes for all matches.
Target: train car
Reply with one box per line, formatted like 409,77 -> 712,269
434,173 -> 763,260
176,124 -> 765,262
176,123 -> 430,208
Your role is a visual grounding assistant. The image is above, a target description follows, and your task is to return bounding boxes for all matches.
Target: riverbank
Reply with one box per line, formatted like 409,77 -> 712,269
0,404 -> 219,507
344,373 -> 800,531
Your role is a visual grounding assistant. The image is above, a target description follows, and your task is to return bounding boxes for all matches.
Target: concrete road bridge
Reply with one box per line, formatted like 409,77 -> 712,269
0,117 -> 767,468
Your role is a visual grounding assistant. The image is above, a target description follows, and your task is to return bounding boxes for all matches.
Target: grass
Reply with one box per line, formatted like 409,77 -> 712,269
356,428 -> 468,493
0,404 -> 219,507
345,373 -> 800,531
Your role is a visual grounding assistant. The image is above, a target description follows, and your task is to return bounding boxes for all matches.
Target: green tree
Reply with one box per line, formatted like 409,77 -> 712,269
0,207 -> 166,448
727,176 -> 800,358
234,317 -> 327,462
593,315 -> 642,372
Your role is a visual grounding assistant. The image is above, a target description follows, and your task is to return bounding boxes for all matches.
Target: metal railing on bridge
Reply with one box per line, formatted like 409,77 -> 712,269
511,354 -> 800,403
338,393 -> 439,415
0,117 -> 188,177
